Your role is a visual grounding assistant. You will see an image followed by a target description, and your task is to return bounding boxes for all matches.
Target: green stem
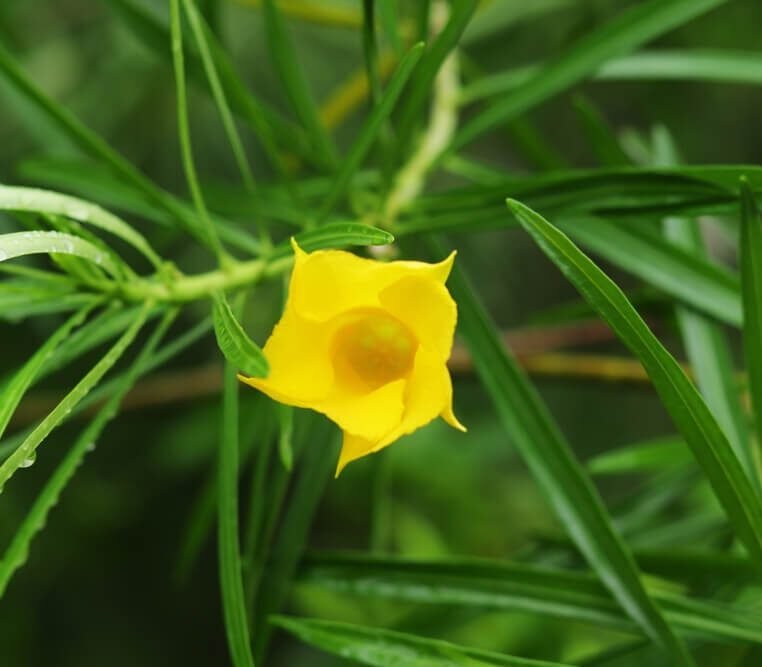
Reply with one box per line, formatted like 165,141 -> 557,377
116,255 -> 293,303
170,0 -> 228,265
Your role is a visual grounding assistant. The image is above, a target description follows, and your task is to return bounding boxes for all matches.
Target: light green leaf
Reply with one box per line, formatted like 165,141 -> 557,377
507,198 -> 762,566
0,309 -> 177,598
0,302 -> 98,441
0,230 -> 122,277
587,437 -> 691,476
0,185 -> 161,269
0,300 -> 152,492
213,293 -> 269,378
273,616 -> 571,667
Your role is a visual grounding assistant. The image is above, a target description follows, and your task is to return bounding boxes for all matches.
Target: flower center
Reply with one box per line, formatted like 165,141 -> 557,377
331,310 -> 417,391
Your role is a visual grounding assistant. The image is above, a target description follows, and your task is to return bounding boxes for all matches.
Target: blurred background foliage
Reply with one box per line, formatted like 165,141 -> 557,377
1,1 -> 762,666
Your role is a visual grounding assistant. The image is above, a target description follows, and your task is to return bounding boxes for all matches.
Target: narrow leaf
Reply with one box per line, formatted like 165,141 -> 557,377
740,178 -> 762,471
300,552 -> 762,644
218,362 -> 256,667
319,42 -> 425,219
0,301 -> 152,492
273,616 -> 571,667
0,230 -> 122,277
0,185 -> 161,269
445,243 -> 693,664
394,0 -> 477,148
261,0 -> 337,166
0,302 -> 97,441
0,309 -> 177,597
450,0 -> 728,152
507,198 -> 762,566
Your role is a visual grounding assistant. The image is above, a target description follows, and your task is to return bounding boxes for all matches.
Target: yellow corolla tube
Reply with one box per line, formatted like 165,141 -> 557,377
238,240 -> 466,475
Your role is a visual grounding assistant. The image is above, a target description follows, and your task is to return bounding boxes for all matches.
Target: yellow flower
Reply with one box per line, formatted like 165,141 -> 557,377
238,240 -> 466,475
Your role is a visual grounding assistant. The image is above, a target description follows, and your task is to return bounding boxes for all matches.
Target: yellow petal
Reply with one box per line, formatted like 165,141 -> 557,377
319,378 -> 406,442
288,242 -> 456,323
238,309 -> 334,406
441,369 -> 467,432
378,274 -> 457,362
376,347 -> 452,450
335,431 -> 376,476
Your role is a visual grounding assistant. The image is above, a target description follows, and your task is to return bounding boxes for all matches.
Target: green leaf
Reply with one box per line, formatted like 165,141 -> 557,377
0,38 -> 209,243
0,230 -> 123,277
557,216 -> 741,326
0,279 -> 97,322
169,0 -> 225,261
276,404 -> 293,472
597,49 -> 762,86
218,362 -> 256,667
654,130 -> 752,480
270,223 -> 394,260
394,0 -> 477,148
212,294 -> 269,378
181,0 -> 255,193
261,0 -> 337,167
101,0 -> 305,170
0,300 -> 152,492
461,0 -> 573,46
17,159 -> 264,256
740,178 -> 762,470
251,417 -> 337,662
0,302 -> 98,441
444,243 -> 693,664
318,42 -> 425,219
507,198 -> 762,566
572,94 -> 631,167
450,0 -> 728,152
460,50 -> 762,105
587,437 -> 691,476
0,309 -> 177,598
299,552 -> 762,644
0,185 -> 162,269
272,616 -> 571,667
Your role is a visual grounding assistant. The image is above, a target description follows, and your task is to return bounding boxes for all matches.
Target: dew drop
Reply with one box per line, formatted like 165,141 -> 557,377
20,451 -> 37,468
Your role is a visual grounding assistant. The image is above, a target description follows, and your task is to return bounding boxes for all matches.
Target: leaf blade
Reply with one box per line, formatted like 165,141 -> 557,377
213,294 -> 269,378
507,198 -> 762,566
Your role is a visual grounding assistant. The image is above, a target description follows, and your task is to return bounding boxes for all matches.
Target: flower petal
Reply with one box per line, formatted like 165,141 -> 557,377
238,309 -> 334,406
335,431 -> 376,476
378,274 -> 457,362
376,347 -> 452,449
319,378 -> 406,442
289,241 -> 456,323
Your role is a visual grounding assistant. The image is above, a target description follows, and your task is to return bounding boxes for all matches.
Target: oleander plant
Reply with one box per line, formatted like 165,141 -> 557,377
1,1 -> 762,665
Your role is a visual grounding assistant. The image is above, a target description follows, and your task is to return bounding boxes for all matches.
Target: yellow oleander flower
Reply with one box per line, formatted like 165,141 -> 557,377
239,240 -> 465,475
